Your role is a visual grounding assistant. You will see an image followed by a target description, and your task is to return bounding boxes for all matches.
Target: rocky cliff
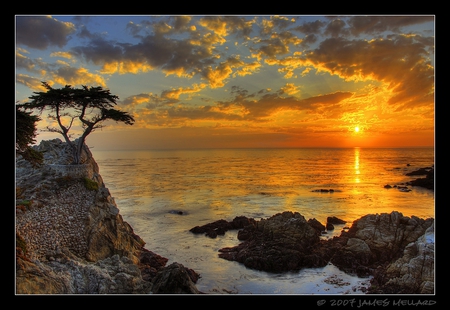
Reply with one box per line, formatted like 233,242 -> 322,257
15,139 -> 200,294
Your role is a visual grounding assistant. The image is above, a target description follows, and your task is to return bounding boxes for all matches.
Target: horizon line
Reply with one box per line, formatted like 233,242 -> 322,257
88,145 -> 435,152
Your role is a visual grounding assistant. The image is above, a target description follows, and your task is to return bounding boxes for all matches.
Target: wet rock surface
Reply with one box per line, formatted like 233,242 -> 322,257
191,210 -> 434,294
384,166 -> 434,191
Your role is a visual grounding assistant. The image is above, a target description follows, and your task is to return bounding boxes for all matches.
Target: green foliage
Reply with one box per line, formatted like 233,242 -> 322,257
18,200 -> 32,207
15,104 -> 43,167
83,177 -> 99,191
18,82 -> 135,164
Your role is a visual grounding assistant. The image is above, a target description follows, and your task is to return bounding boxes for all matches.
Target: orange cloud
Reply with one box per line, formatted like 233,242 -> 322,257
161,83 -> 207,100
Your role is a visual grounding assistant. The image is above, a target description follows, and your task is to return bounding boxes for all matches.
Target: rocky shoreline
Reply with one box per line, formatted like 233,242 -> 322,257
15,139 -> 434,294
190,211 -> 434,294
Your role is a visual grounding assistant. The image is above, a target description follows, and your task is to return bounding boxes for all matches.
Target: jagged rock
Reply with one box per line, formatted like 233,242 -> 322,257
195,210 -> 434,294
151,262 -> 201,294
218,211 -> 324,272
368,222 -> 435,294
189,216 -> 256,238
15,139 -> 200,294
406,168 -> 434,190
327,216 -> 346,224
308,218 -> 326,234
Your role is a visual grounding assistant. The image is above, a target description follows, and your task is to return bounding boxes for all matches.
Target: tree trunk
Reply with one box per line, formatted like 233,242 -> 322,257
71,142 -> 81,164
73,139 -> 85,164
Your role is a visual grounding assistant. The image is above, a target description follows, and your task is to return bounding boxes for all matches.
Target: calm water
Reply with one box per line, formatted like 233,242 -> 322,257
91,147 -> 434,294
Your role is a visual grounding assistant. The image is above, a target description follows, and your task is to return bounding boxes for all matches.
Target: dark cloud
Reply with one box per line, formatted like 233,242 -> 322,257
16,51 -> 38,72
72,38 -> 125,65
301,34 -> 319,46
347,16 -> 434,36
16,16 -> 76,50
72,32 -> 216,76
293,20 -> 326,34
171,16 -> 192,31
324,19 -> 350,37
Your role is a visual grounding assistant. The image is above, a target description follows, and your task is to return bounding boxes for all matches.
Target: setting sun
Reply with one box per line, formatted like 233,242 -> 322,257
16,15 -> 434,150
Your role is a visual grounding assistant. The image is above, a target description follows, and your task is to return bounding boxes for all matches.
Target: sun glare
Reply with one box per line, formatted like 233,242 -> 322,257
354,126 -> 360,133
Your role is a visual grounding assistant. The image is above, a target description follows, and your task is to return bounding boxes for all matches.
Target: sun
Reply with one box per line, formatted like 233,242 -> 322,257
354,126 -> 360,133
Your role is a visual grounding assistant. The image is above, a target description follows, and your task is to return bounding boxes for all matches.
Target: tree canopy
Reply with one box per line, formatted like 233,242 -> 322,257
15,104 -> 43,167
19,82 -> 135,164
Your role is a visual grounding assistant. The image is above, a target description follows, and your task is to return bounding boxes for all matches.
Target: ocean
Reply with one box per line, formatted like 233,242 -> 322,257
91,147 -> 434,294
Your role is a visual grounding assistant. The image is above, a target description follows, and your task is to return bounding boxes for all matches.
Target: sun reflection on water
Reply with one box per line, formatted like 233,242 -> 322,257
354,147 -> 360,183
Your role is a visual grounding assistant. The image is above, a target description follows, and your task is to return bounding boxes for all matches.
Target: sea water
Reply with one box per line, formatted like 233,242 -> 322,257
91,147 -> 434,294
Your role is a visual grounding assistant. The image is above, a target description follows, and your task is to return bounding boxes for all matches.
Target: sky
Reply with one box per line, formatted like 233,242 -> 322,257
15,15 -> 435,150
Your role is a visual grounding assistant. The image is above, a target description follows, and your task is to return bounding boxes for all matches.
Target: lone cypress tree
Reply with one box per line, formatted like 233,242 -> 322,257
19,82 -> 135,164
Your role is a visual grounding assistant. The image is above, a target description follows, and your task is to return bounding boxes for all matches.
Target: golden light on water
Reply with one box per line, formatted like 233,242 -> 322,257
354,147 -> 360,183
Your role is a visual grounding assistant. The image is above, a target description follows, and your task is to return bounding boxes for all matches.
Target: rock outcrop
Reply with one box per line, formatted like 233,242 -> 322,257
367,222 -> 435,294
406,167 -> 434,190
191,211 -> 434,294
217,211 -> 326,272
15,139 -> 200,294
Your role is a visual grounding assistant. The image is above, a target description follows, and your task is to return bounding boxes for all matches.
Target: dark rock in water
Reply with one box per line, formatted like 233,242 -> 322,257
189,216 -> 256,238
151,262 -> 201,294
194,210 -> 434,294
406,167 -> 434,190
405,167 -> 433,176
312,189 -> 335,193
218,211 -> 326,272
308,218 -> 326,234
327,216 -> 346,225
383,166 -> 434,191
397,186 -> 411,192
169,210 -> 186,215
326,223 -> 334,231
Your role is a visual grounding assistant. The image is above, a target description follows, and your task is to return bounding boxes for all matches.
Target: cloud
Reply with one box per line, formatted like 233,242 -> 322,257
199,16 -> 256,38
259,16 -> 295,36
293,19 -> 326,34
16,74 -> 48,92
16,49 -> 39,73
51,66 -> 107,87
161,83 -> 207,100
133,86 -> 354,127
324,19 -> 350,37
346,16 -> 434,36
303,35 -> 434,108
242,91 -> 354,119
281,83 -> 301,95
16,15 -> 76,50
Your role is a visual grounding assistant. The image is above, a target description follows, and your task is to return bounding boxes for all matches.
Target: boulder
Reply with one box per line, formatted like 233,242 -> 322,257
150,262 -> 201,294
368,222 -> 434,294
330,212 -> 433,277
218,211 -> 325,272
